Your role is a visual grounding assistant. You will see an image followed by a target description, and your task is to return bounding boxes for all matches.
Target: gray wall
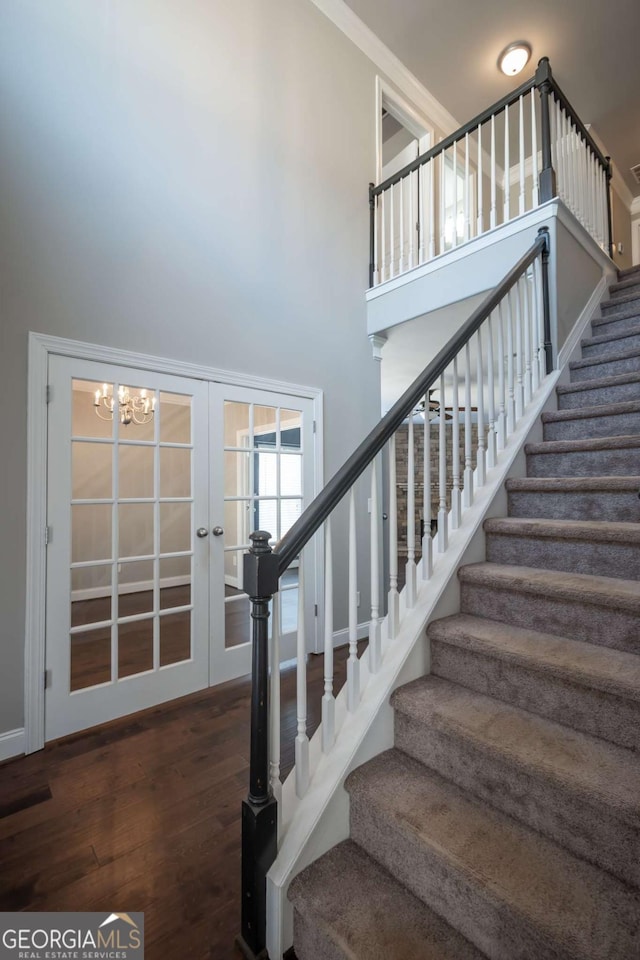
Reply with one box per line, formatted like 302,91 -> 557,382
0,0 -> 385,733
555,218 -> 603,351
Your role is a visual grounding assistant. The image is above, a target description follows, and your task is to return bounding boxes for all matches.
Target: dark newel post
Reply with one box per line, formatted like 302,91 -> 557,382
605,157 -> 614,260
237,531 -> 279,960
535,58 -> 557,203
369,182 -> 376,289
538,226 -> 553,374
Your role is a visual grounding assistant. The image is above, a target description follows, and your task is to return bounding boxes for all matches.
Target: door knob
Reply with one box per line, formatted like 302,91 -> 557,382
196,527 -> 209,538
212,526 -> 224,537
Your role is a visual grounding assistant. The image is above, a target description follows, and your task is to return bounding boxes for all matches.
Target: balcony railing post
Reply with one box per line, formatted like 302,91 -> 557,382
535,57 -> 557,203
538,226 -> 553,374
605,157 -> 614,259
238,530 -> 279,960
369,182 -> 376,288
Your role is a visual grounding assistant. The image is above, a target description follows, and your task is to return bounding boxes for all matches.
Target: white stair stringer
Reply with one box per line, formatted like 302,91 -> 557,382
266,362 -> 570,960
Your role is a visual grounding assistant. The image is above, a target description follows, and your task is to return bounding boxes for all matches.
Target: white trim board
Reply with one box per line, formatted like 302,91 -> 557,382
0,729 -> 25,764
25,333 -> 325,754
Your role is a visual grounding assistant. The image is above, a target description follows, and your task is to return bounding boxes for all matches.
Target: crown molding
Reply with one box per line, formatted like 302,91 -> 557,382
309,0 -> 460,136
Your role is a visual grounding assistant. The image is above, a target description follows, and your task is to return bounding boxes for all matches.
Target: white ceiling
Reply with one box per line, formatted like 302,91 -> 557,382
343,0 -> 640,198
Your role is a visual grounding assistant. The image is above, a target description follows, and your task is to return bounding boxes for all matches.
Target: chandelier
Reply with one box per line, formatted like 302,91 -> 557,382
94,384 -> 156,426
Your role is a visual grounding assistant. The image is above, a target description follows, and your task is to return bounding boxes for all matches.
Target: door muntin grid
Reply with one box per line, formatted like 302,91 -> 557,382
69,380 -> 195,691
223,403 -> 303,648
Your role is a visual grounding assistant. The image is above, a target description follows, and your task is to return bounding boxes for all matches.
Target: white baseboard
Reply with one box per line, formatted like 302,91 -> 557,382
0,728 -> 25,763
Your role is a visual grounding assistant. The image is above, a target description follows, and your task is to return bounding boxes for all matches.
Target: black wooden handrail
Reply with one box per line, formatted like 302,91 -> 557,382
275,229 -> 550,574
238,228 -> 552,957
371,58 -> 608,201
548,76 -> 609,172
372,72 -> 536,198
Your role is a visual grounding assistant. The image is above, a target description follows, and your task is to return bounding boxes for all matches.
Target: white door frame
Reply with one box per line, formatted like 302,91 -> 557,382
25,332 -> 324,753
375,76 -> 434,185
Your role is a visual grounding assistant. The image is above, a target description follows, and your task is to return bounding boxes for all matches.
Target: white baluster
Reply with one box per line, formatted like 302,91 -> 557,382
555,103 -> 564,202
515,279 -> 524,420
422,398 -> 433,580
380,192 -> 387,282
523,271 -> 532,405
476,330 -> 486,487
270,593 -> 282,812
295,557 -> 309,798
486,314 -> 497,468
374,192 -> 379,286
503,103 -> 510,222
405,416 -> 417,607
322,519 -> 335,753
428,158 -> 436,260
399,177 -> 405,274
496,300 -> 507,450
534,256 -> 546,383
347,488 -> 360,712
419,162 -> 426,264
451,140 -> 458,248
409,170 -> 416,269
463,342 -> 474,507
477,124 -> 484,235
369,462 -> 382,672
389,182 -> 395,277
506,288 -> 516,435
531,91 -> 539,208
440,150 -> 446,253
530,262 -> 540,393
437,373 -> 448,552
490,114 -> 497,229
451,357 -> 461,529
518,95 -> 526,214
388,434 -> 399,639
464,132 -> 470,241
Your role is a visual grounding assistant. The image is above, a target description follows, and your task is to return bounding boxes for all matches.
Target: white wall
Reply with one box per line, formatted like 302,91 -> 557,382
0,0 -> 387,734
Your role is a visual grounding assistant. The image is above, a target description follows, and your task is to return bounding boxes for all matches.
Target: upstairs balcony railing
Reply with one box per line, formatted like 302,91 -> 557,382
368,58 -> 612,288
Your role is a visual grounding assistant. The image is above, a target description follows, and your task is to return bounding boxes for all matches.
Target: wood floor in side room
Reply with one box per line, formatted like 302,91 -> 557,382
0,641 -> 365,960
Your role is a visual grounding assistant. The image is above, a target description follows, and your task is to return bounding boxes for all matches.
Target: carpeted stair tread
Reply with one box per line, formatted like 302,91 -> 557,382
592,305 -> 640,331
525,433 -> 640,455
484,515 -> 640,545
347,749 -> 640,960
570,343 -> 640,370
288,840 -> 487,960
391,676 -> 640,825
582,323 -> 640,350
542,399 -> 640,423
617,264 -> 640,281
459,562 -> 640,613
557,370 -> 640,397
427,613 -> 640,703
601,290 -> 640,312
609,276 -> 640,295
506,475 -> 640,493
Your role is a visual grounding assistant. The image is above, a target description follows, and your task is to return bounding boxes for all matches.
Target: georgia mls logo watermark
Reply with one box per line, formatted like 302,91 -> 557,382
0,912 -> 144,959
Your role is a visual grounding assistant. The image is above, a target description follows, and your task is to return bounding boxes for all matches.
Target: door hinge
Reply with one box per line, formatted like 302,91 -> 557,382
313,420 -> 316,434
44,669 -> 52,690
46,385 -> 52,404
45,525 -> 52,545
314,604 -> 318,617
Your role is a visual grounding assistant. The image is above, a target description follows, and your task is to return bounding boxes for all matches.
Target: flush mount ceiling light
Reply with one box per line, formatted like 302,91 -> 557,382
498,42 -> 532,77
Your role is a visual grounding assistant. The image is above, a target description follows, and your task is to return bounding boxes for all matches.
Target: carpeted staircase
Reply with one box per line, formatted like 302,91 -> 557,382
288,264 -> 640,960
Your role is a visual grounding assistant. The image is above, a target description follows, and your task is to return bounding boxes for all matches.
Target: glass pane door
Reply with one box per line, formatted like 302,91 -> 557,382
46,356 -> 210,741
210,384 -> 316,683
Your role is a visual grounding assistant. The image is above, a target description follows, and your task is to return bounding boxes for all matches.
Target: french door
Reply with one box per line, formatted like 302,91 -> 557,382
45,356 -> 316,740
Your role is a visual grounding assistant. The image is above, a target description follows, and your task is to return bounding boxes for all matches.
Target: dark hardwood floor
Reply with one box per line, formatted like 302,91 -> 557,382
0,640 -> 366,960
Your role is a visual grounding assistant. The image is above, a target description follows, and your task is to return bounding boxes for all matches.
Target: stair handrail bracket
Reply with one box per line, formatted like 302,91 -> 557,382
369,57 -> 613,289
239,229 -> 555,958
